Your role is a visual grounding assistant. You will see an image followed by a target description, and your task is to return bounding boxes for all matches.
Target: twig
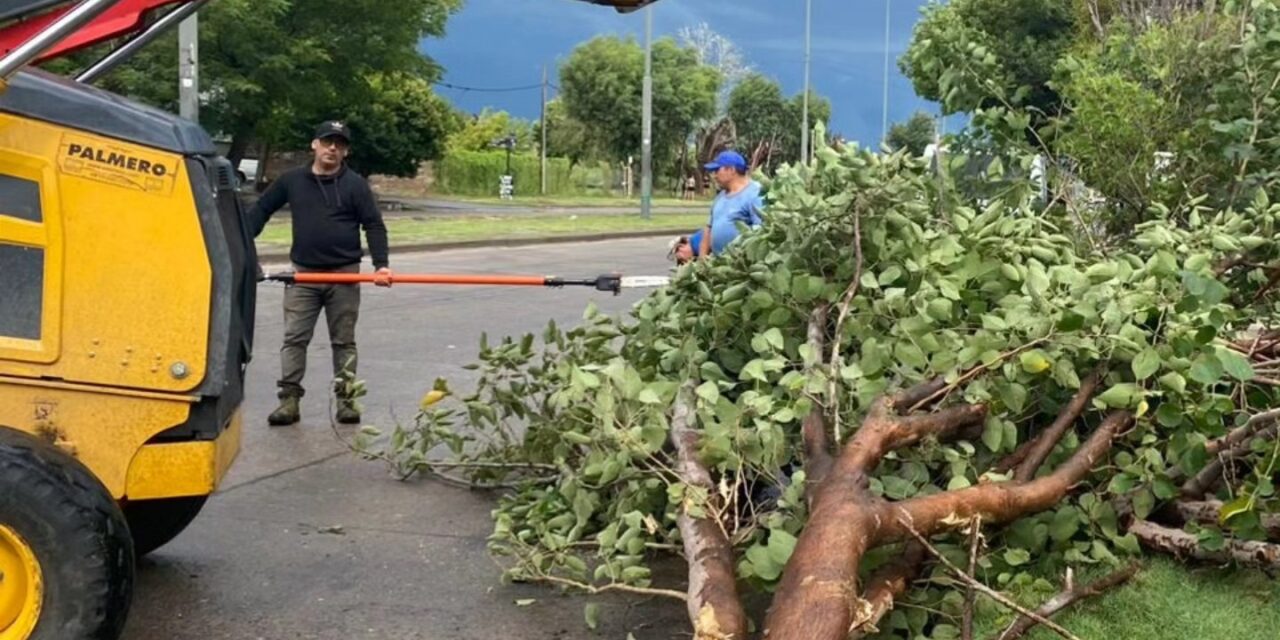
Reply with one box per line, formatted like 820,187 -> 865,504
900,521 -> 1084,640
830,205 -> 865,444
995,562 -> 1140,640
962,516 -> 983,640
1182,423 -> 1278,499
908,337 -> 1052,413
529,573 -> 689,602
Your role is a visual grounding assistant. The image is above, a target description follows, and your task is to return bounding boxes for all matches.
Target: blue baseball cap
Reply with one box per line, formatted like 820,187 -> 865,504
704,150 -> 748,172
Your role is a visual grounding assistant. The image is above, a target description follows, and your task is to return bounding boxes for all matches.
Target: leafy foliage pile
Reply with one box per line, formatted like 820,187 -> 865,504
363,125 -> 1280,636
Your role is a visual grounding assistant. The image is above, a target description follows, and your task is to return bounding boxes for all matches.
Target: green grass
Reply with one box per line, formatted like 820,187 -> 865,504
255,212 -> 707,250
970,557 -> 1280,639
442,194 -> 710,209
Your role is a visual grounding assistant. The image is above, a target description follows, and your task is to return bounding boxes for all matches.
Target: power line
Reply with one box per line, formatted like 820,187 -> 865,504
434,81 -> 545,93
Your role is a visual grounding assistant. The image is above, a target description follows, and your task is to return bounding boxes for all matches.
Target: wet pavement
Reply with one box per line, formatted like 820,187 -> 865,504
122,238 -> 692,640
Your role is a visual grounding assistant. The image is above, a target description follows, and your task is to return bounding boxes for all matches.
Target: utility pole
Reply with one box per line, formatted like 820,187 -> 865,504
801,0 -> 812,164
881,0 -> 891,145
641,4 -> 653,220
541,65 -> 548,196
178,11 -> 198,122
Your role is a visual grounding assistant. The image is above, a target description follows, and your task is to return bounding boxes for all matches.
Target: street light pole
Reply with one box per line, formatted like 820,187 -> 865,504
641,5 -> 653,220
881,0 -> 891,145
801,0 -> 811,164
541,64 -> 548,196
178,11 -> 198,122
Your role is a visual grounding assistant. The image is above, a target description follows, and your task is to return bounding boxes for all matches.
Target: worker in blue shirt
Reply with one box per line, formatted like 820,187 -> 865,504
670,150 -> 764,263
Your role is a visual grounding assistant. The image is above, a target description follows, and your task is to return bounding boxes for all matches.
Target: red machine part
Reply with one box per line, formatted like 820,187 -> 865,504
0,0 -> 191,63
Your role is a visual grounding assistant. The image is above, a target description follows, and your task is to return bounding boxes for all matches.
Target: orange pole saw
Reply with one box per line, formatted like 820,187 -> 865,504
261,271 -> 671,295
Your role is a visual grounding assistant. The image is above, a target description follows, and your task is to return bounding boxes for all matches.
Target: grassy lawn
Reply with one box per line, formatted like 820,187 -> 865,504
442,194 -> 710,209
256,212 -> 706,251
968,557 -> 1280,639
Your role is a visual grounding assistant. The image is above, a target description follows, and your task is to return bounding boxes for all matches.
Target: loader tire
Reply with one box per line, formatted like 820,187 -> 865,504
0,428 -> 134,640
123,496 -> 207,557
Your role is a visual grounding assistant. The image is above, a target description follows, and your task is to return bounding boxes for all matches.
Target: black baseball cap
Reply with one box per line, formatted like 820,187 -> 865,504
314,120 -> 351,143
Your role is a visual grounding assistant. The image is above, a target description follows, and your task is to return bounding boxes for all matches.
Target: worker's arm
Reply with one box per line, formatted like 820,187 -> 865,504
354,180 -> 390,271
698,224 -> 712,257
245,176 -> 289,238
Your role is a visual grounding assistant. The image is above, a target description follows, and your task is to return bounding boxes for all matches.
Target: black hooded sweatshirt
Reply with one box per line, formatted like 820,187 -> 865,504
247,165 -> 389,270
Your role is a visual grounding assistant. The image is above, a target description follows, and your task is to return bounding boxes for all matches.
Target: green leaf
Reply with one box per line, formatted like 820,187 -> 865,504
1097,383 -> 1139,408
1108,473 -> 1136,495
1218,496 -> 1253,525
1003,548 -> 1031,566
1050,507 -> 1080,542
1159,372 -> 1186,394
1132,488 -> 1155,520
584,603 -> 601,630
763,328 -> 785,351
767,529 -> 799,565
1020,350 -> 1052,374
696,380 -> 720,403
982,416 -> 1004,452
740,360 -> 768,383
1216,348 -> 1255,381
1132,348 -> 1161,380
1189,354 -> 1224,385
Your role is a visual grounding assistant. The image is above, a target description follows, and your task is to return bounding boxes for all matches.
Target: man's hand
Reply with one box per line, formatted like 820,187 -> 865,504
374,267 -> 393,287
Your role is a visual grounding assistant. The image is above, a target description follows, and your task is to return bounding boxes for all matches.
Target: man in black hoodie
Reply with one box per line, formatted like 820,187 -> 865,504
248,120 -> 392,426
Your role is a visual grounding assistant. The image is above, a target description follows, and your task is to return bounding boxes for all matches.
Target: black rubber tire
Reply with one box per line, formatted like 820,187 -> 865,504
0,428 -> 134,640
123,496 -> 207,557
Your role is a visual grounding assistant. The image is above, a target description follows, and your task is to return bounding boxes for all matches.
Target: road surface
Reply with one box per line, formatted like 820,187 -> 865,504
122,238 -> 692,640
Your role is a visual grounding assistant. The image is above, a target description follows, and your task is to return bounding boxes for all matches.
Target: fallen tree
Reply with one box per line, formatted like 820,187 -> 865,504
360,132 -> 1280,638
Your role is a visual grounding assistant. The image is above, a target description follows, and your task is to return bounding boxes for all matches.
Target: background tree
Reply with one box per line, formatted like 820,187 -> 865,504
901,0 -> 1076,123
447,109 -> 538,155
885,110 -> 938,157
559,35 -> 720,174
50,0 -> 463,175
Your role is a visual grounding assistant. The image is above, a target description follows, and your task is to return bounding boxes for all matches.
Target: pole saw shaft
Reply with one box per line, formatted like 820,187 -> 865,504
262,271 -> 670,295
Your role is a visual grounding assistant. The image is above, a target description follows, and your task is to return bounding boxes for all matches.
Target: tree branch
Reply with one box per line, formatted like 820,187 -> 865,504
1181,423 -> 1278,500
1015,371 -> 1103,482
882,412 -> 1132,543
963,517 -> 983,640
1172,500 -> 1280,540
830,206 -> 864,444
804,306 -> 835,490
670,382 -> 749,639
1131,520 -> 1280,569
902,524 -> 1084,640
995,562 -> 1140,640
848,542 -> 928,639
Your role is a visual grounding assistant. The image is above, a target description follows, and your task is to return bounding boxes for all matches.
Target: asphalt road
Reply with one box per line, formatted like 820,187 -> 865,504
121,238 -> 692,640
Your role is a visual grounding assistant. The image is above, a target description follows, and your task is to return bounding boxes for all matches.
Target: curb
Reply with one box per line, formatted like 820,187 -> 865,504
255,228 -> 688,263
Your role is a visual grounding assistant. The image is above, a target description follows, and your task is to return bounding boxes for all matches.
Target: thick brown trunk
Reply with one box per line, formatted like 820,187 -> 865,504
764,395 -> 987,639
1131,520 -> 1280,568
670,383 -> 749,640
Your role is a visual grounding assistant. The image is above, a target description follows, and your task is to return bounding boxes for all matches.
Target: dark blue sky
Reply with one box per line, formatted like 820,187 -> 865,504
422,0 -> 964,149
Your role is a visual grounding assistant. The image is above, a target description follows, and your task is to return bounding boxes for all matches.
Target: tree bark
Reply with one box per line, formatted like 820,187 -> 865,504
1015,372 -> 1102,482
1171,500 -> 1280,540
1181,423 -> 1278,499
763,377 -> 1129,640
670,382 -> 749,640
1131,520 -> 1280,569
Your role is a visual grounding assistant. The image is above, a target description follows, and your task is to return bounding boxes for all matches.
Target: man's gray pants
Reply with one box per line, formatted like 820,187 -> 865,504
278,263 -> 360,399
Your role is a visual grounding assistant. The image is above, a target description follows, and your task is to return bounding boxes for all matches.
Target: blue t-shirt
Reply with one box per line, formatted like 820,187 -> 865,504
707,181 -> 764,254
